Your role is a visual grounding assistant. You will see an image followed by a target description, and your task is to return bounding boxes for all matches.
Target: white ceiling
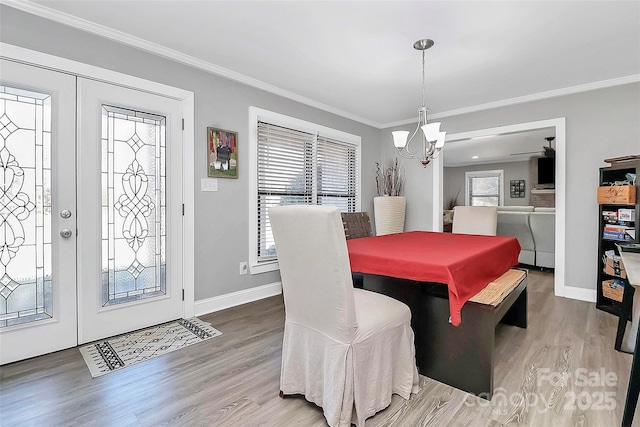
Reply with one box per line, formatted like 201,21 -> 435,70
9,1 -> 640,164
443,128 -> 555,167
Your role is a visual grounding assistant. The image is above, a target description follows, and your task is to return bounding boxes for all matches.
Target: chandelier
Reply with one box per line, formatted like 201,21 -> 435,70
392,39 -> 446,167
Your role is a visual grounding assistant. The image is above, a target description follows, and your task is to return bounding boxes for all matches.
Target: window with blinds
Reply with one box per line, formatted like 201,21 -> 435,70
465,170 -> 504,206
256,120 -> 359,262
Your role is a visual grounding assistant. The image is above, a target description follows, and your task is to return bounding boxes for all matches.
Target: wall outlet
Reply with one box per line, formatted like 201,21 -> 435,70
239,262 -> 248,275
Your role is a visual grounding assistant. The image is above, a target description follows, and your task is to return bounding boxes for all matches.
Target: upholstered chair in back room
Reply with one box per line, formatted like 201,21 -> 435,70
269,205 -> 419,427
496,211 -> 535,265
530,210 -> 556,268
452,206 -> 498,236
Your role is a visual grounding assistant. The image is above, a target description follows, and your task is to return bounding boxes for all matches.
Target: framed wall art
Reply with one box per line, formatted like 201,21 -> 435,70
510,179 -> 525,198
207,127 -> 238,178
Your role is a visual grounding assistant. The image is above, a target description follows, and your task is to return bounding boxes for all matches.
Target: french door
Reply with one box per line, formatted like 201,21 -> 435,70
0,60 -> 184,364
77,78 -> 183,344
0,60 -> 77,364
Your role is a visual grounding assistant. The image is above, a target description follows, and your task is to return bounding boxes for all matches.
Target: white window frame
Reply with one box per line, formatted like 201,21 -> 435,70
465,169 -> 504,206
248,107 -> 361,274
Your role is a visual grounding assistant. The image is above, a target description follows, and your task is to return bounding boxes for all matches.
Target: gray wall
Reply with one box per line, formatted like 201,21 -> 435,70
399,83 -> 640,291
3,5 -> 638,297
378,123 -> 435,232
444,160 -> 531,207
0,6 -> 383,301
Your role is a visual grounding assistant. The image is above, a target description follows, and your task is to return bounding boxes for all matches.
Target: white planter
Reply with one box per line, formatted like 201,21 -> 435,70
374,196 -> 406,236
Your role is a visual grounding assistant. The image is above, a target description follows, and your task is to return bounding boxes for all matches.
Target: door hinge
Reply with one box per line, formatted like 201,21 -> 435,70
182,204 -> 185,215
182,118 -> 184,130
182,289 -> 185,301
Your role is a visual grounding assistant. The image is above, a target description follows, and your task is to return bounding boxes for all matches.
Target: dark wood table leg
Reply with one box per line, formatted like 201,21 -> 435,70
500,285 -> 527,329
622,315 -> 640,427
351,272 -> 364,289
616,284 -> 635,352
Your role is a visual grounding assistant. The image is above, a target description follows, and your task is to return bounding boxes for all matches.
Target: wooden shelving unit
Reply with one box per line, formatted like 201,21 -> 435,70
596,161 -> 640,316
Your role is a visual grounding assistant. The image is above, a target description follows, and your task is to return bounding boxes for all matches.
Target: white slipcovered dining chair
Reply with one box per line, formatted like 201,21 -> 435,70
269,205 -> 419,427
452,206 -> 498,236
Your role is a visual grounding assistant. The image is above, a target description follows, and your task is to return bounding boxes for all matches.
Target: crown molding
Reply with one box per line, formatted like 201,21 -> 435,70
381,74 -> 640,129
2,0 -> 378,128
4,0 -> 639,131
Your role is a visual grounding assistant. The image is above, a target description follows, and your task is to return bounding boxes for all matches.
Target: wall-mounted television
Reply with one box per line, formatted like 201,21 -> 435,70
537,157 -> 555,186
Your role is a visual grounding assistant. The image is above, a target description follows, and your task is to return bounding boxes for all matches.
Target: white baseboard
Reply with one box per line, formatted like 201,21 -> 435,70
194,281 -> 595,316
194,282 -> 282,317
563,285 -> 597,303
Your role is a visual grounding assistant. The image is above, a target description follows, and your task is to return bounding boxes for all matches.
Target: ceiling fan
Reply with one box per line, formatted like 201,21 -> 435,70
510,136 -> 555,157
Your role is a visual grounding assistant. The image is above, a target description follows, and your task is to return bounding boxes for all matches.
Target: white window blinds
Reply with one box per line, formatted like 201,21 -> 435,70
317,135 -> 358,212
257,122 -> 313,261
256,120 -> 359,262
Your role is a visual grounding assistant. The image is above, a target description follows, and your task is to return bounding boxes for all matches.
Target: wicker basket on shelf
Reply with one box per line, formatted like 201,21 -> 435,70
602,279 -> 624,302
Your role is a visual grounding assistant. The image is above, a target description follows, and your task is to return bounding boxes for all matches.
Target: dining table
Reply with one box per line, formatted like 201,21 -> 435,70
347,231 -> 521,326
346,230 -> 525,398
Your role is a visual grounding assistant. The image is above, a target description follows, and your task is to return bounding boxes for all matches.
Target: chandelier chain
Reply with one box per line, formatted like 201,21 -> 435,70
422,49 -> 426,108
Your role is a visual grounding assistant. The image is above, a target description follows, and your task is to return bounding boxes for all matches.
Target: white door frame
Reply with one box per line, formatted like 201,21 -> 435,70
0,42 -> 196,319
432,118 -> 567,300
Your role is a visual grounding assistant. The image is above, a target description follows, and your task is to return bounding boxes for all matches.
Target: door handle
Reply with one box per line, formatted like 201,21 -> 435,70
60,229 -> 73,238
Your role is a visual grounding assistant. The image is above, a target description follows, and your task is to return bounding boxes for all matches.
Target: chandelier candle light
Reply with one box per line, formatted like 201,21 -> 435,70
392,39 -> 446,167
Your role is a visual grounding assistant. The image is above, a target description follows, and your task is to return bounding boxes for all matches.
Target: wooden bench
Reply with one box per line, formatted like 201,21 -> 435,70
361,268 -> 527,399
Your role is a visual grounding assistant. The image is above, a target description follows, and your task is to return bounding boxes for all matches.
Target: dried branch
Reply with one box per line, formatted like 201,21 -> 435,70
376,158 -> 405,196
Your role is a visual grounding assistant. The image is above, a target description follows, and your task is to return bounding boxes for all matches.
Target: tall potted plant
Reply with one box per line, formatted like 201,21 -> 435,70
443,189 -> 460,223
374,158 -> 406,235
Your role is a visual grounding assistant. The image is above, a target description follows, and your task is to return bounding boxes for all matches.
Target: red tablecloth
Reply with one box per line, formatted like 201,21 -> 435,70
347,231 -> 521,326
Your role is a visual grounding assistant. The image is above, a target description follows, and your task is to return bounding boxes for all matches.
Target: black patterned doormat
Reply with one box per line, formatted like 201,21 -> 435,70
79,318 -> 222,377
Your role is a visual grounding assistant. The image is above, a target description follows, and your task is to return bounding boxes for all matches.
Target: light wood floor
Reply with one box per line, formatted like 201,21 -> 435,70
1,269 -> 637,426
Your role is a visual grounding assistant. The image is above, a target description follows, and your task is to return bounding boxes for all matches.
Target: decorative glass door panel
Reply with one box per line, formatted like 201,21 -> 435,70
0,86 -> 51,326
102,106 -> 166,306
0,59 -> 77,365
78,78 -> 183,344
0,59 -> 184,363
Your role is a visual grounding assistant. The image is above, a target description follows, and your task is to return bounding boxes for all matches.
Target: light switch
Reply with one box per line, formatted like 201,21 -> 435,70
201,178 -> 218,192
